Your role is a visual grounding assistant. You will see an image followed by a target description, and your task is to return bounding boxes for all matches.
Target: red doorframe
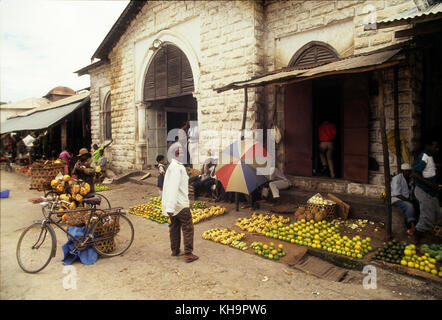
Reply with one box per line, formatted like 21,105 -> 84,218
284,80 -> 313,176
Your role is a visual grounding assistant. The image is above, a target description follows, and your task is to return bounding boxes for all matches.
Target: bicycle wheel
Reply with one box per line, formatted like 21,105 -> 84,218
91,213 -> 134,257
16,222 -> 56,273
95,193 -> 111,209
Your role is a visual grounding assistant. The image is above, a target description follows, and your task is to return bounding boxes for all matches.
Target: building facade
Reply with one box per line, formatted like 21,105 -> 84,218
79,0 -> 441,197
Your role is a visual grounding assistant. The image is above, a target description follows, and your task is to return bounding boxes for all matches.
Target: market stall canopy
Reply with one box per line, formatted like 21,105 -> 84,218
214,48 -> 402,93
0,93 -> 90,134
376,2 -> 442,28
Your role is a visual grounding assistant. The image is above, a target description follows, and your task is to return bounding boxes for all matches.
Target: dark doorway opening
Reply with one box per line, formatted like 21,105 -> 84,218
312,77 -> 342,178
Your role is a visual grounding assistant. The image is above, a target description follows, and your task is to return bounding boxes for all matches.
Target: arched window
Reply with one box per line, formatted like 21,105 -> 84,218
103,94 -> 112,140
143,44 -> 194,101
289,41 -> 339,68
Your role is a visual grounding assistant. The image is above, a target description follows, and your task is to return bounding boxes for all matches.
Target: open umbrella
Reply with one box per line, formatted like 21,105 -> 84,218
215,160 -> 268,195
219,140 -> 271,167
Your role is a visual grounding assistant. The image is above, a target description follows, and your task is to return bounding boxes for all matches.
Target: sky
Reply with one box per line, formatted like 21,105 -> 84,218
0,0 -> 129,103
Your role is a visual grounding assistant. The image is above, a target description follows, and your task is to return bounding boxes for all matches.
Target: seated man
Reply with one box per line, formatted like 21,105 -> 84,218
192,157 -> 217,199
262,167 -> 292,204
391,163 -> 417,235
411,139 -> 441,241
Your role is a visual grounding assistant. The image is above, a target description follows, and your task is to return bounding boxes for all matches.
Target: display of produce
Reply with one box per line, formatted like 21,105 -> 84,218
202,228 -> 245,245
191,201 -> 207,209
191,206 -> 227,224
374,239 -> 406,265
95,184 -> 110,192
401,244 -> 441,277
230,240 -> 249,251
129,197 -> 170,224
250,241 -> 286,260
420,244 -> 442,262
235,212 -> 290,233
48,174 -> 92,218
262,218 -> 372,259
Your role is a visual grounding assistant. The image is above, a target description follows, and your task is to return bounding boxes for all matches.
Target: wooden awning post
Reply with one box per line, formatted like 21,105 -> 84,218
236,87 -> 248,211
378,70 -> 393,240
393,66 -> 401,171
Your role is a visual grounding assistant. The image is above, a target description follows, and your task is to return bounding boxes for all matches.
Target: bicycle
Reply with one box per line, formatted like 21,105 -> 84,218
16,196 -> 134,274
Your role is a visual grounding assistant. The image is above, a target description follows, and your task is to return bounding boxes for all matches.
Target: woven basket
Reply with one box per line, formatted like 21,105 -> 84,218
64,211 -> 90,227
433,219 -> 442,238
95,238 -> 115,253
306,203 -> 337,220
93,214 -> 120,236
30,161 -> 65,191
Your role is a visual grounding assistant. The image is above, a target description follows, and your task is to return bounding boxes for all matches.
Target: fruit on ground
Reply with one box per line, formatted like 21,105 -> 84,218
262,218 -> 372,258
250,241 -> 286,260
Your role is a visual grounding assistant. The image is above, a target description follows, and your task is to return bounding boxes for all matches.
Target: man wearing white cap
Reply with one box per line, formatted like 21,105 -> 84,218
391,163 -> 417,235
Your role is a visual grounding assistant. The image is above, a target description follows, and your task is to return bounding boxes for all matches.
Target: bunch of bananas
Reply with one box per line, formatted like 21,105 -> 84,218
230,240 -> 249,250
202,228 -> 245,245
128,196 -> 170,224
191,201 -> 207,209
235,212 -> 290,233
191,206 -> 227,224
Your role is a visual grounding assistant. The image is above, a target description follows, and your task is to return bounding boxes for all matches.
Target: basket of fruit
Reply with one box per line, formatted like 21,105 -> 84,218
304,194 -> 337,220
432,218 -> 442,238
61,209 -> 91,227
30,160 -> 65,191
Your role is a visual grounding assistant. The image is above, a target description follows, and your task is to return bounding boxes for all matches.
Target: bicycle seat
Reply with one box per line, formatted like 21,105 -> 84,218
83,196 -> 101,205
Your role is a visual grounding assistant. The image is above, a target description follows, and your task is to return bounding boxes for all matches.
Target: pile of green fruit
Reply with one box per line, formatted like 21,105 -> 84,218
191,201 -> 207,209
420,244 -> 442,262
230,240 -> 248,251
128,196 -> 170,224
374,239 -> 407,265
94,184 -> 110,192
250,241 -> 286,261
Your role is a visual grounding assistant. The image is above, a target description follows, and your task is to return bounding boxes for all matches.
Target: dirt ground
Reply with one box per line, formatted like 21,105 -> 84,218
1,169 -> 442,300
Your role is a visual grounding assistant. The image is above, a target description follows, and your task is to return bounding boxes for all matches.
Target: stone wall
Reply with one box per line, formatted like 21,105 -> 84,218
89,62 -> 110,149
87,0 -> 423,188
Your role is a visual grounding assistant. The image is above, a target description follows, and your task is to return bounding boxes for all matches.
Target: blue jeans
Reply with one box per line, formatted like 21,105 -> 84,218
392,200 -> 416,226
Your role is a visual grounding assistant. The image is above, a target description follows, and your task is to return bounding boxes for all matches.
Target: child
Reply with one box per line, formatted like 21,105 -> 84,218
156,155 -> 166,196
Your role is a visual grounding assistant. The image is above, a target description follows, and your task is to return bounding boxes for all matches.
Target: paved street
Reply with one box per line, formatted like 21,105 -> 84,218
1,169 -> 442,300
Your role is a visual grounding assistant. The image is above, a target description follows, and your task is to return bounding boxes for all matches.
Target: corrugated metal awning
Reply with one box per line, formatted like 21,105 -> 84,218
215,49 -> 401,93
0,97 -> 89,134
377,2 -> 442,28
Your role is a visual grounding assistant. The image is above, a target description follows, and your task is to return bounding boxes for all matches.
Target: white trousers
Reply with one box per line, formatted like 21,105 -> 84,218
188,142 -> 198,167
269,180 -> 291,199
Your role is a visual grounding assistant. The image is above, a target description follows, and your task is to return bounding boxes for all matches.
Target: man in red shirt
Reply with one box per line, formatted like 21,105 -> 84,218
318,120 -> 337,178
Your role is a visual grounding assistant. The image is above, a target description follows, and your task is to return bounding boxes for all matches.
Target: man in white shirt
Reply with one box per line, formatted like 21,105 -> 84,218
262,167 -> 292,204
162,144 -> 198,263
391,163 -> 417,235
188,121 -> 199,166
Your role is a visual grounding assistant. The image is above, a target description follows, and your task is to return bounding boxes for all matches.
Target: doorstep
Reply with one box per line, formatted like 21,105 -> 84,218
260,187 -> 386,223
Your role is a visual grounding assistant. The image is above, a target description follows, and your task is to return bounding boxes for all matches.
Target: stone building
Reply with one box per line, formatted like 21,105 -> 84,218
76,0 -> 442,197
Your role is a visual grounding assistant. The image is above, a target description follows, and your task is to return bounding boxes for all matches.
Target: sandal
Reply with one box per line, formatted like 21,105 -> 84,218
184,254 -> 199,263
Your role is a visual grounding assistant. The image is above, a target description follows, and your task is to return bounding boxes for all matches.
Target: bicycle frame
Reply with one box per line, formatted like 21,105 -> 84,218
39,200 -> 124,251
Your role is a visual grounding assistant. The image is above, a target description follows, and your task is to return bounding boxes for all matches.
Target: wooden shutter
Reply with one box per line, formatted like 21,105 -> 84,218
342,73 -> 369,183
154,49 -> 167,99
292,44 -> 338,68
284,81 -> 313,176
143,45 -> 194,101
182,55 -> 194,94
144,61 -> 155,100
167,45 -> 181,96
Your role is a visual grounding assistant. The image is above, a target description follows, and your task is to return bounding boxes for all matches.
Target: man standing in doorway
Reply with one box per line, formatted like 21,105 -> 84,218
412,139 -> 441,240
162,144 -> 199,263
318,118 -> 337,178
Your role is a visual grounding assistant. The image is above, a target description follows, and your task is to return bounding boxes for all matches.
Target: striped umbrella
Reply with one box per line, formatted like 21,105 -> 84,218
219,140 -> 271,167
215,160 -> 268,195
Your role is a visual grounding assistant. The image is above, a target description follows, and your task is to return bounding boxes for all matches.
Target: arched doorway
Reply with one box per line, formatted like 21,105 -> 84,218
143,43 -> 197,164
